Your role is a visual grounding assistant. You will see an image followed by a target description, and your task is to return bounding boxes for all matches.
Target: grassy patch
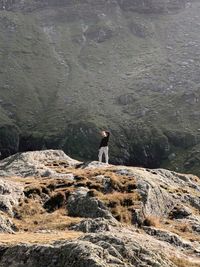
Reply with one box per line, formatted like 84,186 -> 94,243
0,231 -> 82,245
143,215 -> 161,228
170,256 -> 200,267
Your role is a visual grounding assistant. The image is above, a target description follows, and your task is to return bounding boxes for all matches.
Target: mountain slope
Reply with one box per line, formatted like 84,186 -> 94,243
0,0 -> 200,174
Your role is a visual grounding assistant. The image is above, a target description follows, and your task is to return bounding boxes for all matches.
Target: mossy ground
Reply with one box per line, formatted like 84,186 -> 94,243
1,2 -> 200,174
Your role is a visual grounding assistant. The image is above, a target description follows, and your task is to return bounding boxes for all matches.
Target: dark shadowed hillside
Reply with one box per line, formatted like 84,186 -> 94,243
1,0 -> 200,174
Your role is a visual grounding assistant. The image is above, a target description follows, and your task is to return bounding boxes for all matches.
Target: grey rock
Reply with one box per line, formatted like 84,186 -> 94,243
148,168 -> 200,191
81,161 -> 111,169
184,194 -> 200,210
136,178 -> 174,217
0,231 -> 176,267
70,218 -> 119,233
0,150 -> 81,178
192,223 -> 200,233
0,214 -> 17,233
81,232 -> 174,267
41,170 -> 75,180
0,178 -> 23,216
0,159 -> 199,266
67,188 -> 114,219
143,226 -> 195,251
113,166 -> 200,229
94,175 -> 112,193
169,204 -> 192,219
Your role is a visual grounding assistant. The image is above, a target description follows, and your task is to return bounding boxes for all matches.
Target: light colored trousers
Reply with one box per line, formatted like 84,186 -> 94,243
98,146 -> 109,164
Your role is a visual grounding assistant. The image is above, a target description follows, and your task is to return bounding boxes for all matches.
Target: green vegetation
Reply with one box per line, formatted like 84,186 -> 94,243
1,1 -> 200,174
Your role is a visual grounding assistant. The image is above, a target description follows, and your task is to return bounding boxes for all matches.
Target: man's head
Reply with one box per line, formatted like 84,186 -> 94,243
101,131 -> 107,137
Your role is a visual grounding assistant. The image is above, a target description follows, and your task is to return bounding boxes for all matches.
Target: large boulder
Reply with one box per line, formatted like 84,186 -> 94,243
0,150 -> 81,178
67,188 -> 114,219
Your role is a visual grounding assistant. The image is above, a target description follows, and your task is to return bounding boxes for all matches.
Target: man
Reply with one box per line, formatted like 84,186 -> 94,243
98,130 -> 110,164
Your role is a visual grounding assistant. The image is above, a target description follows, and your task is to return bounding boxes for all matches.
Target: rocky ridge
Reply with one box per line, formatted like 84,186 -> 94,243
0,150 -> 81,177
0,150 -> 199,266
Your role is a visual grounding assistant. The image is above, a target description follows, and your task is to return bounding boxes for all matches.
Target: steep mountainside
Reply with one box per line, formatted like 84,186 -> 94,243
0,150 -> 200,266
1,0 -> 200,174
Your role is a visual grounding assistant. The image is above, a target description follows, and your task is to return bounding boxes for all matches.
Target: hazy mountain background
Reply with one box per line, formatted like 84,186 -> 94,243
1,0 -> 200,175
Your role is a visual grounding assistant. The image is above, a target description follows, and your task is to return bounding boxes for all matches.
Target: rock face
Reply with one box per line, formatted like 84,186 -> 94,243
112,166 -> 200,220
70,217 -> 119,233
0,214 -> 16,233
143,226 -> 196,251
67,187 -> 114,219
0,150 -> 81,177
1,0 -> 200,175
0,231 -> 184,267
1,228 -> 199,267
0,177 -> 23,232
0,177 -> 23,216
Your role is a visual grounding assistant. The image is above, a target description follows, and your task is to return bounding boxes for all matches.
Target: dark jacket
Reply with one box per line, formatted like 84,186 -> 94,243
99,131 -> 110,148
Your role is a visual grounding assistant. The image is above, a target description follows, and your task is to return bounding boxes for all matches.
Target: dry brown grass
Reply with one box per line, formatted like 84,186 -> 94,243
71,168 -> 137,191
143,215 -> 161,228
112,205 -> 133,223
171,228 -> 200,242
0,231 -> 82,245
14,199 -> 81,232
96,170 -> 137,193
163,219 -> 200,242
100,192 -> 141,224
12,167 -> 141,230
177,222 -> 191,233
100,192 -> 140,204
170,256 -> 200,267
14,211 -> 81,232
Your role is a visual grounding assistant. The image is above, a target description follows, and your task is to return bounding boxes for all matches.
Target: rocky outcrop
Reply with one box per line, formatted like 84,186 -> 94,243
70,217 -> 119,233
0,150 -> 81,178
114,166 -> 200,220
0,230 -> 188,267
143,226 -> 199,253
0,174 -> 23,233
0,152 -> 200,266
67,187 -> 114,219
0,177 -> 23,216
